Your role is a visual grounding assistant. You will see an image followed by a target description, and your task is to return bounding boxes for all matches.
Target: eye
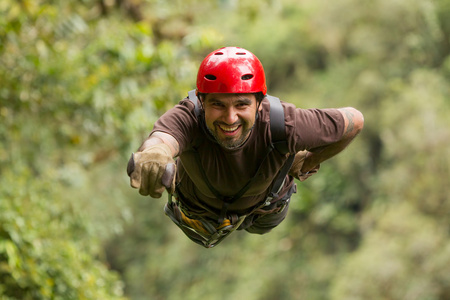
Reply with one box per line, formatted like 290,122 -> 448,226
236,102 -> 250,109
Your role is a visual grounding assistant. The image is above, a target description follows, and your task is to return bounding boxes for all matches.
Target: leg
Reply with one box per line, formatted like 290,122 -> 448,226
238,200 -> 290,234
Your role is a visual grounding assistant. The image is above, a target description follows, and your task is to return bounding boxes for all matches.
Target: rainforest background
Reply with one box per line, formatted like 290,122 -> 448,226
1,0 -> 449,299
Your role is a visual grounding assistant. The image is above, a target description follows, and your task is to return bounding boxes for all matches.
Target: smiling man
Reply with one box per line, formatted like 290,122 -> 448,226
127,47 -> 364,248
202,93 -> 261,149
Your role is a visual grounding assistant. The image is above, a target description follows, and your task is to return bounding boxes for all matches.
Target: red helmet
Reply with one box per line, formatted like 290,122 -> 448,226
196,47 -> 267,95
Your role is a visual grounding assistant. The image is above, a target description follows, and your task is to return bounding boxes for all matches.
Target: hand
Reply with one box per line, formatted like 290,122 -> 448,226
298,164 -> 320,181
288,150 -> 320,182
127,143 -> 176,198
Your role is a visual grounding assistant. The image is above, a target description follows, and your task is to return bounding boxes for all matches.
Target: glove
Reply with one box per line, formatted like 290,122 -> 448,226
127,143 -> 176,198
288,150 -> 320,182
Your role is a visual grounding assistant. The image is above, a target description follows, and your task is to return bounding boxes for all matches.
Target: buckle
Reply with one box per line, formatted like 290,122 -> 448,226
276,198 -> 290,214
264,192 -> 279,206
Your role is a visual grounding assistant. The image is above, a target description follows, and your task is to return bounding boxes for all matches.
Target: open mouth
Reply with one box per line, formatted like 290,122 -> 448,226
218,124 -> 241,135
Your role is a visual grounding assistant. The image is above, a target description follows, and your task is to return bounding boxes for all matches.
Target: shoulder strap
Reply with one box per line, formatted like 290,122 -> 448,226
264,95 -> 295,205
266,95 -> 289,155
188,89 -> 201,118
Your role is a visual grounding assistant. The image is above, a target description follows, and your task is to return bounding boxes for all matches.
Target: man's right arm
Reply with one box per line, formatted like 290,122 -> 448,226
138,131 -> 180,157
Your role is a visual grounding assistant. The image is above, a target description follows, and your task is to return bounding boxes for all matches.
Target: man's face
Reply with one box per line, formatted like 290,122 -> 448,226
202,93 -> 261,150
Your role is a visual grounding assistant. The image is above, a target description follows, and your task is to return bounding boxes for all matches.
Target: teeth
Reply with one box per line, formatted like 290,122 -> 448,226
219,125 -> 239,132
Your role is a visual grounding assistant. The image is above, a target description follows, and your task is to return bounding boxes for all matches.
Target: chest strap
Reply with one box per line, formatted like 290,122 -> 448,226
192,142 -> 277,223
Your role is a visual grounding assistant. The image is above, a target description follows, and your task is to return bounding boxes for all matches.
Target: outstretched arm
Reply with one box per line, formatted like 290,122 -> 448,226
300,107 -> 364,173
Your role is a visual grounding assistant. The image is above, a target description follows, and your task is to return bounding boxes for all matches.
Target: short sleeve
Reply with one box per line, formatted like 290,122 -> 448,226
151,99 -> 199,152
283,102 -> 345,152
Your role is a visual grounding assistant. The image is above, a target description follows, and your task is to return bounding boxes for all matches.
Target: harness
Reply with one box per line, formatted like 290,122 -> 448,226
164,90 -> 295,248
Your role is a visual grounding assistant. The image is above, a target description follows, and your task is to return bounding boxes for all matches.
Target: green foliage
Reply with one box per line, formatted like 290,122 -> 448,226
331,203 -> 450,300
0,167 -> 124,300
1,0 -> 449,299
0,0 -> 220,298
110,0 -> 450,299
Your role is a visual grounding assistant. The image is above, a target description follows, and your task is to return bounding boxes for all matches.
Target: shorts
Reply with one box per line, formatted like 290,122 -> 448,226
237,193 -> 291,234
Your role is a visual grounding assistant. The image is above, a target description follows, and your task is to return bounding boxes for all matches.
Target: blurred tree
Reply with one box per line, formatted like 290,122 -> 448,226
0,0 -> 221,298
107,0 -> 450,299
2,0 -> 449,299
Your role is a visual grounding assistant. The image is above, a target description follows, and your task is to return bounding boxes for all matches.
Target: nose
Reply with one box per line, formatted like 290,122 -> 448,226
223,106 -> 239,124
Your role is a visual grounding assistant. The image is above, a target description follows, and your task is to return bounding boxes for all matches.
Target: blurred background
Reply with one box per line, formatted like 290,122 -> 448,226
1,0 -> 449,299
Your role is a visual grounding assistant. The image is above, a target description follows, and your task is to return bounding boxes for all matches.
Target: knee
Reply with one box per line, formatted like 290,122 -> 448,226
245,226 -> 274,235
244,213 -> 288,234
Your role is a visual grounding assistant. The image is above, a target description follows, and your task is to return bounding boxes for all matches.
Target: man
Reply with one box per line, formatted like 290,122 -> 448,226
127,47 -> 364,248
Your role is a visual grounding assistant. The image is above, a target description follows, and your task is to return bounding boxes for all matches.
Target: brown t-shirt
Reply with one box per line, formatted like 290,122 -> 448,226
151,97 -> 345,217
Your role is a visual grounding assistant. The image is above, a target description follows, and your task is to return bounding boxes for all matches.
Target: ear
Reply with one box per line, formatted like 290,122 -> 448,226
196,90 -> 203,102
197,91 -> 205,109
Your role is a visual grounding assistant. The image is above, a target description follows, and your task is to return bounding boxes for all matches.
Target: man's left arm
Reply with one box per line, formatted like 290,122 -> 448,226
300,107 -> 364,174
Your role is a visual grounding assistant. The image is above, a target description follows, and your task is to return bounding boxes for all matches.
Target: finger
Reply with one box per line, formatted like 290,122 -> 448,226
148,163 -> 165,198
149,187 -> 164,199
140,163 -> 165,198
138,162 -> 156,196
162,163 -> 176,191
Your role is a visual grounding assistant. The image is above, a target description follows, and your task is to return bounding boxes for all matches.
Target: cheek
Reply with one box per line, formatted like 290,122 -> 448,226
242,110 -> 257,125
203,110 -> 217,127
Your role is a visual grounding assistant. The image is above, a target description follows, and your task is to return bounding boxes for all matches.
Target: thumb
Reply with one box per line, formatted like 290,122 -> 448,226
161,163 -> 176,193
128,153 -> 142,189
127,153 -> 135,176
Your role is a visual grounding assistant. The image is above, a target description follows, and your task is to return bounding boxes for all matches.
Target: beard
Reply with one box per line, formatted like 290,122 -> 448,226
206,120 -> 255,150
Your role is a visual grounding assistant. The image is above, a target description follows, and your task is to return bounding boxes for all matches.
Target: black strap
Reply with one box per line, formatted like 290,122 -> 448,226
264,94 -> 295,204
266,94 -> 289,155
264,153 -> 295,204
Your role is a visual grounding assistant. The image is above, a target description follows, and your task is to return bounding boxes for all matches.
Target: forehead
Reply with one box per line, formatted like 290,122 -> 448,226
204,93 -> 256,103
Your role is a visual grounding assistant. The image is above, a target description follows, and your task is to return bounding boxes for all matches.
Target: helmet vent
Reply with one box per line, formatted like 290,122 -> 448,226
205,74 -> 217,80
236,52 -> 246,55
214,52 -> 224,55
241,74 -> 254,80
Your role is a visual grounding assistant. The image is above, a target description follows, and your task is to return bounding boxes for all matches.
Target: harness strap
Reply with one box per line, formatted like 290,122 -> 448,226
165,192 -> 246,248
266,94 -> 289,154
188,89 -> 201,117
265,153 -> 295,203
192,142 -> 276,223
264,94 -> 295,204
